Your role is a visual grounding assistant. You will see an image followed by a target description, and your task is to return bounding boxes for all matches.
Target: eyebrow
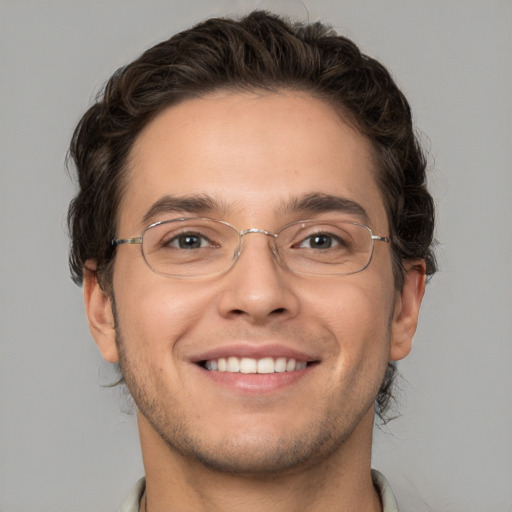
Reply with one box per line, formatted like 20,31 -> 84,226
142,194 -> 222,225
281,193 -> 370,223
141,192 -> 369,226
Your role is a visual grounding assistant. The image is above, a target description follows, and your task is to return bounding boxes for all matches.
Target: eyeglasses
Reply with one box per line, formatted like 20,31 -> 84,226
112,217 -> 390,279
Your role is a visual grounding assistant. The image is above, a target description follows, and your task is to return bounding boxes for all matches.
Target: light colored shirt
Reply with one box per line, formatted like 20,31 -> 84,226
120,469 -> 399,512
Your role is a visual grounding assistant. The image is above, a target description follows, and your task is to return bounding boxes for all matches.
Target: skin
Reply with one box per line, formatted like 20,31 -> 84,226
84,91 -> 425,512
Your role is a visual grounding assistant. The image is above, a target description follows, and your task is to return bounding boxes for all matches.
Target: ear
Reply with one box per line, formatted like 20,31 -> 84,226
389,260 -> 427,361
83,261 -> 119,363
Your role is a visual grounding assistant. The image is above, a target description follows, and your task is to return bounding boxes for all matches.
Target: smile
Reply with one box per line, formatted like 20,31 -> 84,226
203,357 -> 308,374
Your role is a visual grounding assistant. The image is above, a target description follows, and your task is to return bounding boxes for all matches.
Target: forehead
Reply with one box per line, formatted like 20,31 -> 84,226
120,91 -> 386,232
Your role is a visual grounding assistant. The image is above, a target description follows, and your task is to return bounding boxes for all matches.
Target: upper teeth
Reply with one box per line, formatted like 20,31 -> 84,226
204,357 -> 307,374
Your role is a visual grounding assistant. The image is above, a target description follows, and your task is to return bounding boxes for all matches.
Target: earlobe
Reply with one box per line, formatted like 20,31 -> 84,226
83,261 -> 119,363
389,261 -> 427,361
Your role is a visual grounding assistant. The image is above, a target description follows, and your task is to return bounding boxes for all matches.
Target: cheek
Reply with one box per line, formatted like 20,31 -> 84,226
113,270 -> 217,356
301,277 -> 395,363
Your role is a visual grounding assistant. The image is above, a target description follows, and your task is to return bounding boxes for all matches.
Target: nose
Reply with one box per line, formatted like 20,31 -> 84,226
216,231 -> 300,325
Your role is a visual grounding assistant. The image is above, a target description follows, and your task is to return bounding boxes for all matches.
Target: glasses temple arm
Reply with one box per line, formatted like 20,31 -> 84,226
112,237 -> 143,246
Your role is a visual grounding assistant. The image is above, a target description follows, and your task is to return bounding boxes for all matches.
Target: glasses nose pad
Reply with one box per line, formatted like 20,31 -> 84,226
231,234 -> 282,268
268,237 -> 284,265
231,237 -> 243,264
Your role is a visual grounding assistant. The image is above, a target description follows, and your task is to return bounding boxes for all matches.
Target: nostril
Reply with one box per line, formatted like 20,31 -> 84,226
229,307 -> 287,317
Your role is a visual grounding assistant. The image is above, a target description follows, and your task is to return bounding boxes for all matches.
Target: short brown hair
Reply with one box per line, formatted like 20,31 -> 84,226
67,10 -> 436,421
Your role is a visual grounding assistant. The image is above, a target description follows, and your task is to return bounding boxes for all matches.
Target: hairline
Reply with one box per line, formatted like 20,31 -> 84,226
102,86 -> 406,291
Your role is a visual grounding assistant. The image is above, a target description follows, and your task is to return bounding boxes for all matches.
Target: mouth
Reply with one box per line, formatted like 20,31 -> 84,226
201,356 -> 310,374
192,344 -> 320,392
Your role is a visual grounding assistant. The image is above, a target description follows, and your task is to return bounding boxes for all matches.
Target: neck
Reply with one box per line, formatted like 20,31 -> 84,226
137,410 -> 382,512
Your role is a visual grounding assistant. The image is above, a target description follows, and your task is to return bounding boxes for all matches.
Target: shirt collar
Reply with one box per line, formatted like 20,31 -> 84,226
120,470 -> 399,512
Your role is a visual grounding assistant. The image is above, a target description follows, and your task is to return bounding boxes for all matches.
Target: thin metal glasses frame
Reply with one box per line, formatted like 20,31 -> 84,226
112,217 -> 390,278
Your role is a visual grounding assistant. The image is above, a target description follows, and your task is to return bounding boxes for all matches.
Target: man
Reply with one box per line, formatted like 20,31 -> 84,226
67,10 -> 436,512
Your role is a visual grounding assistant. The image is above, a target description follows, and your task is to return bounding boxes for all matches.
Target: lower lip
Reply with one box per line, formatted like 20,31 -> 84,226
196,365 -> 315,394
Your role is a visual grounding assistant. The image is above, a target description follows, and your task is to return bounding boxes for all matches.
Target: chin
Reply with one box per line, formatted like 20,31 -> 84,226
148,411 -> 359,476
170,435 -> 333,475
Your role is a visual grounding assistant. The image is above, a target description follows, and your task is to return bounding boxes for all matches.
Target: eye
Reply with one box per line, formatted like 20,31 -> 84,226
297,232 -> 344,249
165,231 -> 215,249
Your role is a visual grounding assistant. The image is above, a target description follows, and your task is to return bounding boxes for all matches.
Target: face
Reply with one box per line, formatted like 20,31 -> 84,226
85,91 -> 424,474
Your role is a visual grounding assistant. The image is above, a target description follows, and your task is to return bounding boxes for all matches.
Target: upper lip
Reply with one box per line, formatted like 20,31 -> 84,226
190,343 -> 320,364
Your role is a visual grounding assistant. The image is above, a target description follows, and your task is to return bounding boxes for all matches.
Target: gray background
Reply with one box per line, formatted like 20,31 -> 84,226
1,0 -> 511,510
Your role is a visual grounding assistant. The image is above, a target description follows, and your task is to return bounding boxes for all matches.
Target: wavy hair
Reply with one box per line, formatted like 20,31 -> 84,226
67,10 -> 436,421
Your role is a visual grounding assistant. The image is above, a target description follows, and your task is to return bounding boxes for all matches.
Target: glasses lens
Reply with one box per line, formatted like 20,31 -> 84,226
277,220 -> 374,276
142,219 -> 239,277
